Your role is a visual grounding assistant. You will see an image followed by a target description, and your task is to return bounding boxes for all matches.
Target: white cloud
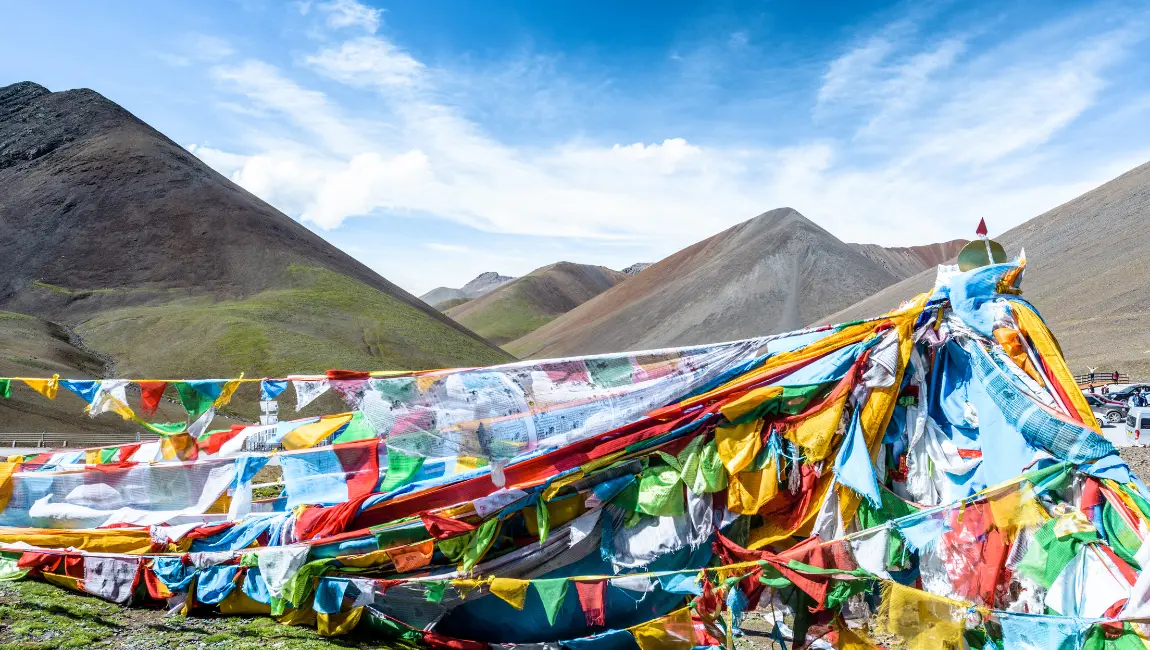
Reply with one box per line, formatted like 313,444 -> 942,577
305,37 -> 423,89
316,0 -> 382,33
191,5 -> 1150,293
190,34 -> 235,61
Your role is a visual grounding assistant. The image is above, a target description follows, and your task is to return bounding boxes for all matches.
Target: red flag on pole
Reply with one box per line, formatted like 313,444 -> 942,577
976,218 -> 988,237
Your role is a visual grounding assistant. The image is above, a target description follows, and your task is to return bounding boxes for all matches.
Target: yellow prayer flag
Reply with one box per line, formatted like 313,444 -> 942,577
788,391 -> 848,462
0,461 -> 18,512
336,549 -> 391,569
450,578 -> 485,600
214,374 -> 244,408
876,581 -> 967,650
281,413 -> 354,450
490,577 -> 530,610
714,419 -> 764,475
835,620 -> 880,649
22,374 -> 59,400
727,461 -> 779,515
317,607 -> 364,636
629,606 -> 696,650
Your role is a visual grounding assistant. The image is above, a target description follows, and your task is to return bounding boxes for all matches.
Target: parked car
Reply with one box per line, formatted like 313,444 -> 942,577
1127,407 -> 1150,442
1083,394 -> 1127,424
1107,384 -> 1150,403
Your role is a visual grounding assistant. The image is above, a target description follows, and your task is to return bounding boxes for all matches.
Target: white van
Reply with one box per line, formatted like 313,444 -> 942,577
1125,407 -> 1150,442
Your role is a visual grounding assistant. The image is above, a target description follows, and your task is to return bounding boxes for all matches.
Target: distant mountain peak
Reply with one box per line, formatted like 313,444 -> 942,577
847,239 -> 968,280
621,263 -> 651,276
421,271 -> 517,308
461,271 -> 515,294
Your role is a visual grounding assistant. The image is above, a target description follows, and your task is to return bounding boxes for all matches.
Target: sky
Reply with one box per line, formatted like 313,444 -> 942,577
4,0 -> 1150,295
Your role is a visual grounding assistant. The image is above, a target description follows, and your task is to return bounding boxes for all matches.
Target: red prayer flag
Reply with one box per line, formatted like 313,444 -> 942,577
337,439 -> 381,500
574,580 -> 606,627
976,218 -> 988,236
326,369 -> 372,380
138,381 -> 168,417
196,425 -> 247,456
419,511 -> 477,539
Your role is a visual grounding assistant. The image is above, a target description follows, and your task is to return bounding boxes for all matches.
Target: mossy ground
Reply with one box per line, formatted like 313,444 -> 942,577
0,580 -> 392,650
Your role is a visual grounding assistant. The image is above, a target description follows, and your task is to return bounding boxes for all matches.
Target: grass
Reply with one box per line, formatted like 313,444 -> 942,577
75,265 -> 514,380
0,580 -> 392,650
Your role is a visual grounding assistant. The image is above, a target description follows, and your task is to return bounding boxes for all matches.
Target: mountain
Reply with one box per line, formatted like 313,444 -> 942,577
421,271 -> 516,308
622,263 -> 652,276
826,160 -> 1150,376
505,208 -> 903,358
447,262 -> 628,345
0,81 -> 512,430
848,239 -> 968,279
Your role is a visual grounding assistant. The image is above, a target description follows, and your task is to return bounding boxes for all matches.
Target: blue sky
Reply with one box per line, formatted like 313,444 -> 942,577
4,0 -> 1150,295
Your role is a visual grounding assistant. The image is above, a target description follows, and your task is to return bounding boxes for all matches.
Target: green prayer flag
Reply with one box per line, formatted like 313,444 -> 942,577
379,447 -> 425,493
532,578 -> 569,626
0,557 -> 28,582
536,495 -> 551,544
824,578 -> 871,610
175,382 -> 214,418
438,535 -> 470,563
282,558 -> 334,607
333,411 -> 376,444
0,380 -> 9,399
425,580 -> 447,603
141,421 -> 188,436
1017,518 -> 1100,588
634,464 -> 685,517
1103,503 -> 1142,569
98,447 -> 118,464
461,518 -> 499,572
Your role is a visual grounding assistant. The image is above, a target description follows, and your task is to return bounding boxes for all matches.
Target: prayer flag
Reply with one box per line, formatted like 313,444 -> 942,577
138,381 -> 167,417
533,578 -> 569,626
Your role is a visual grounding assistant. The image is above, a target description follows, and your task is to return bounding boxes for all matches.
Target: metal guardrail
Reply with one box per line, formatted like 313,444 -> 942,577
1075,371 -> 1130,385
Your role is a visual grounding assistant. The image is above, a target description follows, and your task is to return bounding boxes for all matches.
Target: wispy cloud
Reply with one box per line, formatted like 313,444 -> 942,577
315,0 -> 383,33
305,36 -> 424,89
